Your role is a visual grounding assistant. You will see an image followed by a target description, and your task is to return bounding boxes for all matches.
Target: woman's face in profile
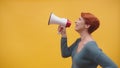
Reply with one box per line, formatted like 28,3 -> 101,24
75,17 -> 86,32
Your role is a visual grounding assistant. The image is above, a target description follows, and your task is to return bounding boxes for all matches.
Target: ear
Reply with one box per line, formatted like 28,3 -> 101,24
85,24 -> 91,29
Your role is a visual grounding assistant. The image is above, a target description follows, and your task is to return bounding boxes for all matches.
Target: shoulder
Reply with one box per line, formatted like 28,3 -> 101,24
84,41 -> 102,57
85,41 -> 99,50
84,41 -> 101,54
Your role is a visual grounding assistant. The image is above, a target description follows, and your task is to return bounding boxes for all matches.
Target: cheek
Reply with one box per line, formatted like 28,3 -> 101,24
75,24 -> 81,30
75,23 -> 85,31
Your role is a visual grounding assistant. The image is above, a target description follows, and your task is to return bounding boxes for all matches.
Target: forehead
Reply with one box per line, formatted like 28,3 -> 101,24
79,17 -> 85,21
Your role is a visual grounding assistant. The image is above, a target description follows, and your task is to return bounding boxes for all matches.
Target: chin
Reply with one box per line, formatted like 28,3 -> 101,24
75,28 -> 81,33
75,27 -> 79,30
75,28 -> 79,31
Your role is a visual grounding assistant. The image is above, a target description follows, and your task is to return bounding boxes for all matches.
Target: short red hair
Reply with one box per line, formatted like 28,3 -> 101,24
81,12 -> 100,34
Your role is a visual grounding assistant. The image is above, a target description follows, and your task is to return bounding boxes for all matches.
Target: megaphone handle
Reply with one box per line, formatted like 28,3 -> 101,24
59,27 -> 63,32
58,26 -> 63,34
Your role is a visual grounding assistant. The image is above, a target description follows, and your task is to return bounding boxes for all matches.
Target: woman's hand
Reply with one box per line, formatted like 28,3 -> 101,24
58,25 -> 67,38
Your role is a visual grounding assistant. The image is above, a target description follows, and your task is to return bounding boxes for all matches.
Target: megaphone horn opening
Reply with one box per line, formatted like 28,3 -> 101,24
48,12 -> 53,25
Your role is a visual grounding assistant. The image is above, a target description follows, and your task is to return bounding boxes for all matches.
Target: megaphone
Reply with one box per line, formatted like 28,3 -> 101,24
48,12 -> 71,27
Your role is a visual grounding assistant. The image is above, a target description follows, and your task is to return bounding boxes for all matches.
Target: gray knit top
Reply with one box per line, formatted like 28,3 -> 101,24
61,37 -> 117,68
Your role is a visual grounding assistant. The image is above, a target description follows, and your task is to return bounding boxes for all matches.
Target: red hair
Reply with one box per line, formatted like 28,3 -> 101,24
81,12 -> 100,34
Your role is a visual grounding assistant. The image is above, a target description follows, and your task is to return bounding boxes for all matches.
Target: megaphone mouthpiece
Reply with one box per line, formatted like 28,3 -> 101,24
66,19 -> 71,27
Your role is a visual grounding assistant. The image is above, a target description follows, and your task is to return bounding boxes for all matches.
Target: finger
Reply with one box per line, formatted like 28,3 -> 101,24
59,27 -> 63,32
58,25 -> 61,31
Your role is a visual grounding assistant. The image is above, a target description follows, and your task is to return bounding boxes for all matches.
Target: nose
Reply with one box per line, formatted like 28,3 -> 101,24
75,22 -> 77,24
75,20 -> 78,24
75,19 -> 79,23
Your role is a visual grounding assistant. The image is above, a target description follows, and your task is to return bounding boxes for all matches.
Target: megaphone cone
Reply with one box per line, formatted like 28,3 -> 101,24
48,12 -> 71,27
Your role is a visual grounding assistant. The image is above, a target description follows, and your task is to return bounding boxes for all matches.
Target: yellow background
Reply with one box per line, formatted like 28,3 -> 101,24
0,0 -> 119,68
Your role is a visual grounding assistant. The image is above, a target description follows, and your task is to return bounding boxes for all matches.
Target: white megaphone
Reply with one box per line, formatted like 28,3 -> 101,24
48,12 -> 71,27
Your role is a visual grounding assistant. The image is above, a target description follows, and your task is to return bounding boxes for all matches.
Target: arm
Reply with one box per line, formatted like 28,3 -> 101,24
61,37 -> 78,58
61,37 -> 70,58
58,25 -> 78,58
86,42 -> 118,68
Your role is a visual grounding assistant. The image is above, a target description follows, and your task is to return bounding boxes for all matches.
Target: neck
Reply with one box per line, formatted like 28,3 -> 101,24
79,31 -> 92,41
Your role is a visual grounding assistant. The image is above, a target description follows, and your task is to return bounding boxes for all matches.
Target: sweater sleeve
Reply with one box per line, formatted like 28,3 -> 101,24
86,42 -> 118,68
61,37 -> 79,58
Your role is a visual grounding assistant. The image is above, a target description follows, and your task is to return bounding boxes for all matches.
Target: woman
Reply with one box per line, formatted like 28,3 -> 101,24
58,12 -> 118,68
